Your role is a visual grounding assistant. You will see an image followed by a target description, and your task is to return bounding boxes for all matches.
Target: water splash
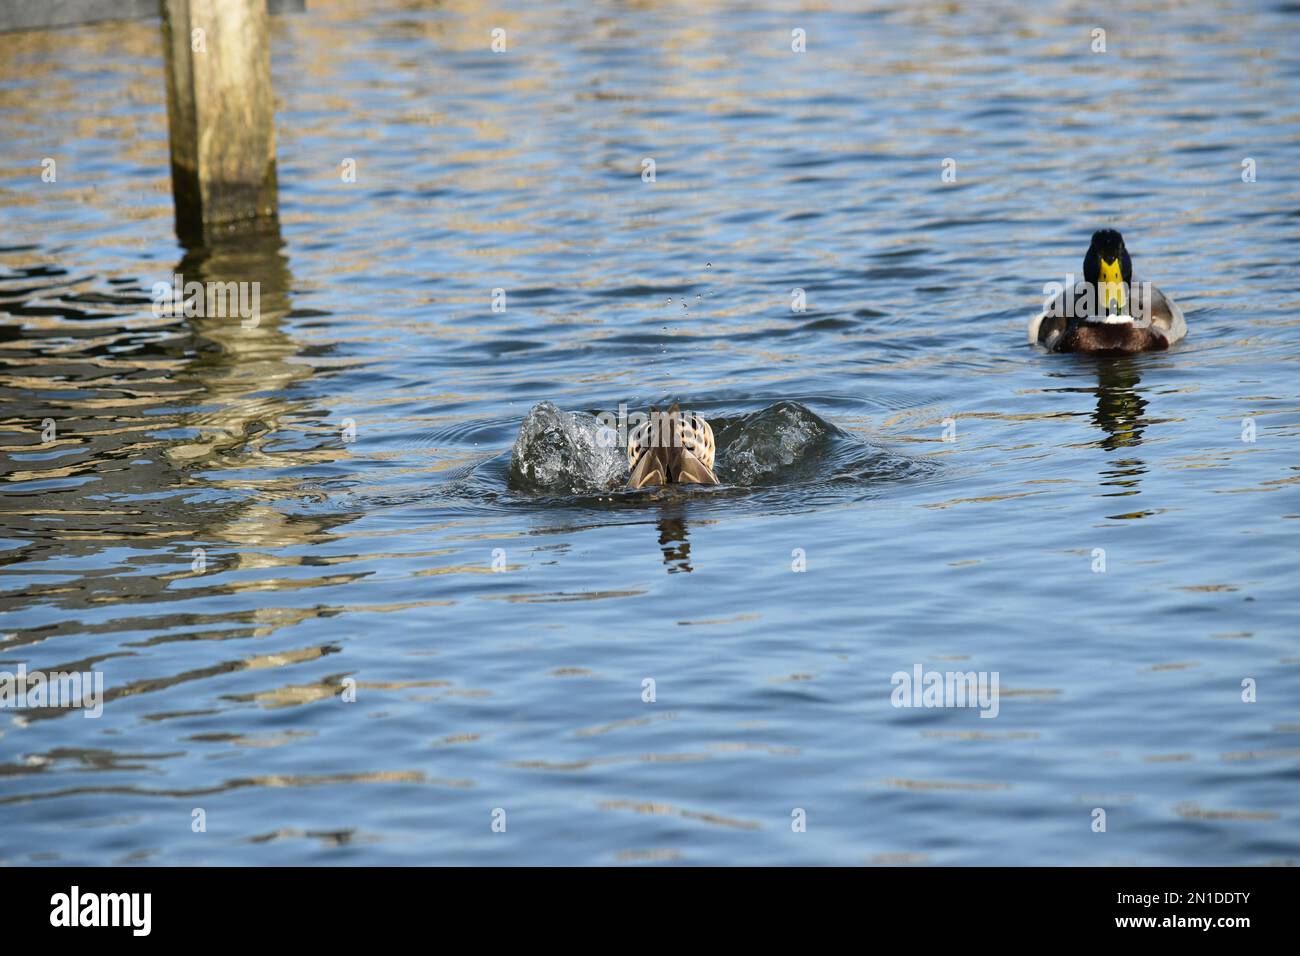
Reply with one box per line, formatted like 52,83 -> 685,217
507,399 -> 920,498
508,401 -> 626,493
714,401 -> 837,485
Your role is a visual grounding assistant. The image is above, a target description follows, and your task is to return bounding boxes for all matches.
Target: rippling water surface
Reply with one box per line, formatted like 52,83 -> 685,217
1,0 -> 1298,865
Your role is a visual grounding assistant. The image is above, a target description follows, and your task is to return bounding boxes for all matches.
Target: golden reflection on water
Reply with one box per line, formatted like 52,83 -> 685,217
0,768 -> 465,808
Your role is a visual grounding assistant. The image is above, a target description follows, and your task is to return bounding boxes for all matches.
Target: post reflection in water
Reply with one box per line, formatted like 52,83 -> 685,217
166,232 -> 301,472
165,232 -> 358,568
0,228 -> 359,681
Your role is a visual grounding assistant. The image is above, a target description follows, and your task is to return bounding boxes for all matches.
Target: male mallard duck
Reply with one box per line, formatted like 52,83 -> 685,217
627,403 -> 719,489
1029,229 -> 1187,353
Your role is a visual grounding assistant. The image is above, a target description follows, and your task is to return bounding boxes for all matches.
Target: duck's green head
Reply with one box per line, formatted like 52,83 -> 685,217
1084,229 -> 1133,315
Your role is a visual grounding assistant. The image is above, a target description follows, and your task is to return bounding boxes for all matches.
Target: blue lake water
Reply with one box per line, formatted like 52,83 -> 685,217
1,0 -> 1298,865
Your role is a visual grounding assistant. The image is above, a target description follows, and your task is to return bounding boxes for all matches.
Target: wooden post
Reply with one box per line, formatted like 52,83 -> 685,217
161,0 -> 278,244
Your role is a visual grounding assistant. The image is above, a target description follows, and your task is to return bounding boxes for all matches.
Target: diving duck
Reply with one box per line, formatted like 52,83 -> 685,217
627,403 -> 719,489
1029,229 -> 1187,353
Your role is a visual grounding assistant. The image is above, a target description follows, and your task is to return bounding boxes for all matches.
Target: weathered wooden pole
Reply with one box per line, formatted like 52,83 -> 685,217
161,0 -> 278,244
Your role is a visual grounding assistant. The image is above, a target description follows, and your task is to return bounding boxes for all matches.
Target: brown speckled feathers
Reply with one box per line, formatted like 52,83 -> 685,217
627,404 -> 719,489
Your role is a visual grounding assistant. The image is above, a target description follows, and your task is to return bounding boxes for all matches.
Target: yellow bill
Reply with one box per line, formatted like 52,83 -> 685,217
1099,257 -> 1127,315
